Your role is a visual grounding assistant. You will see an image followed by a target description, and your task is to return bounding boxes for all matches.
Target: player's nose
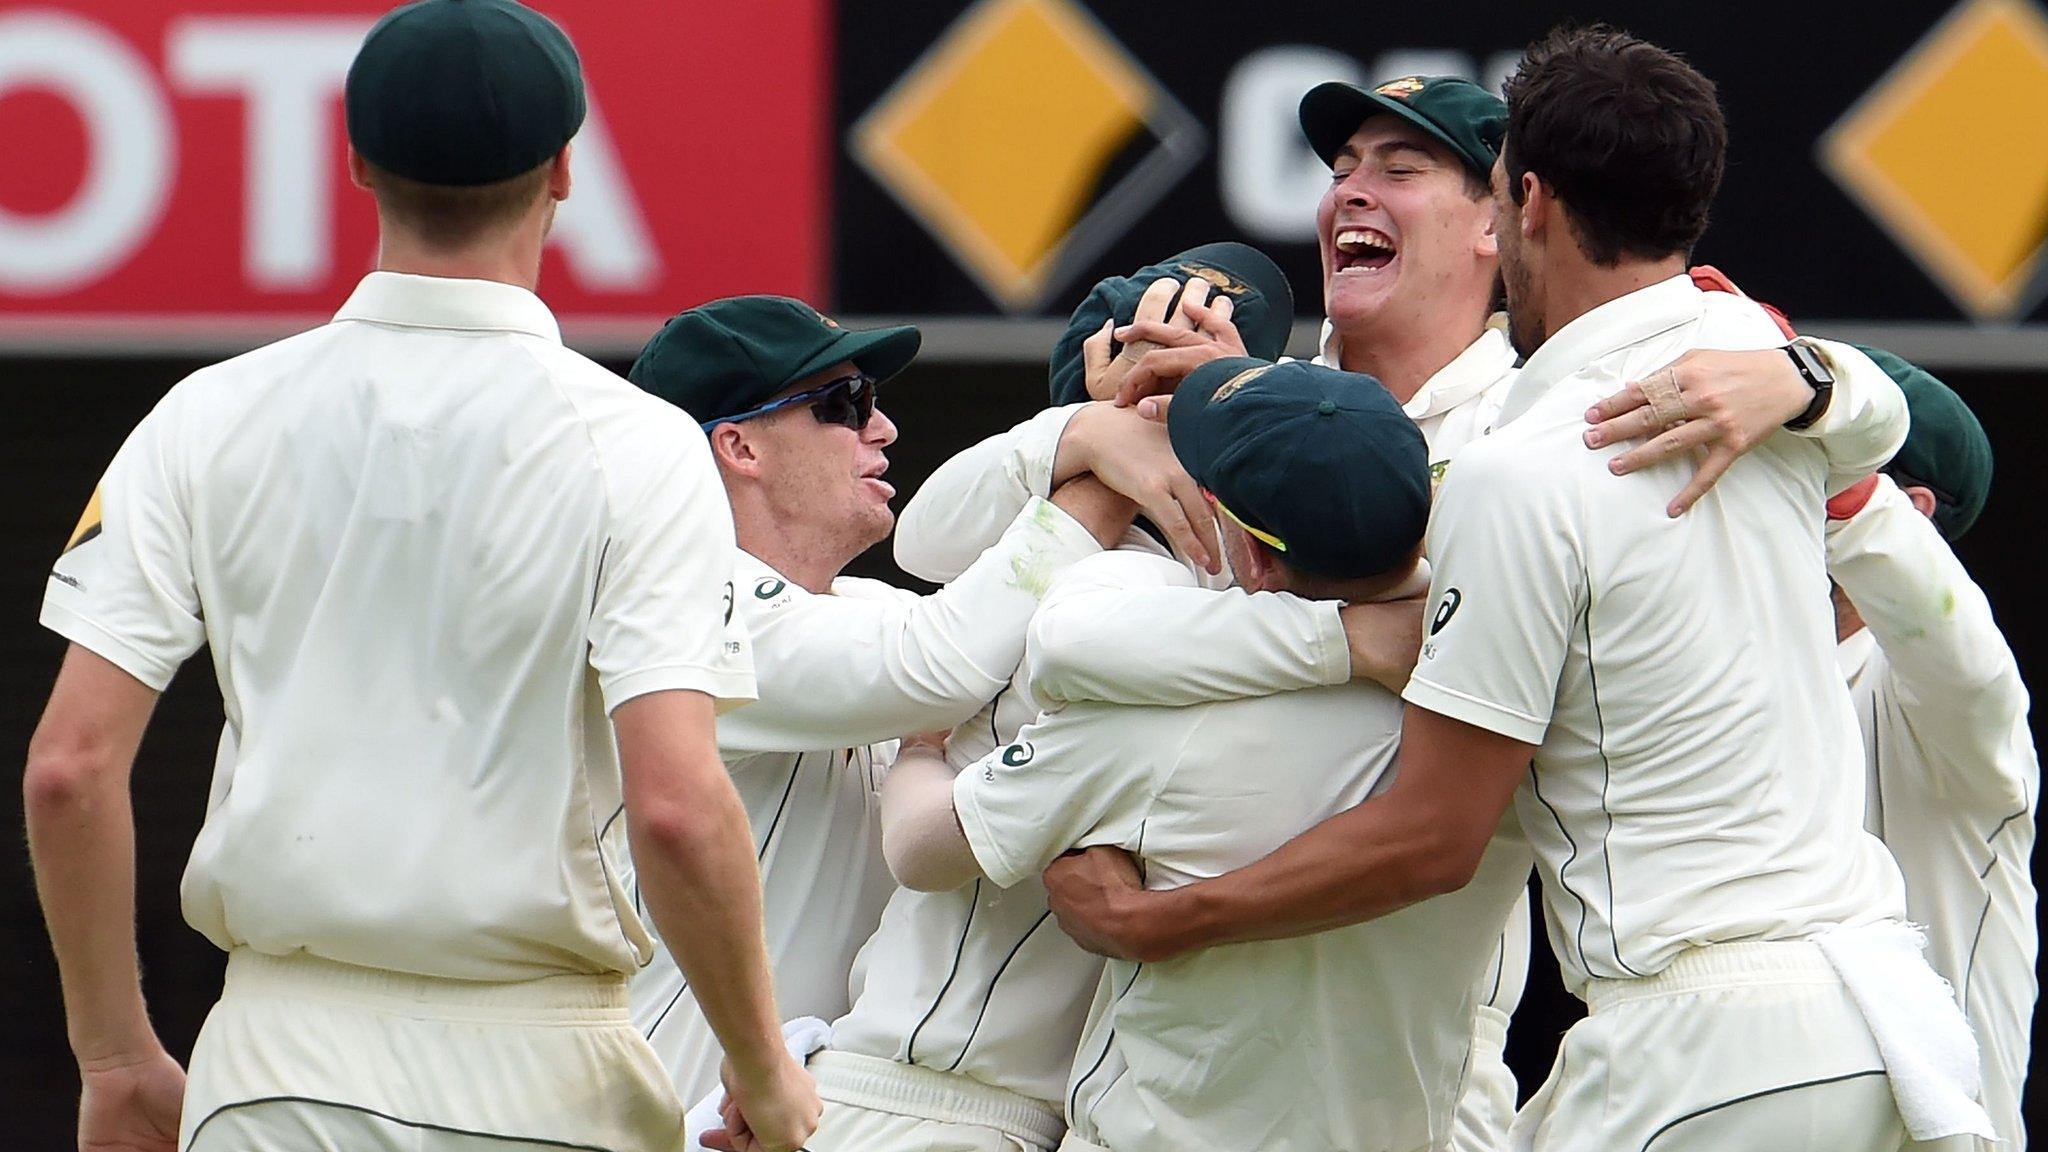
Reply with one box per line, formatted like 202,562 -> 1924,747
864,405 -> 899,448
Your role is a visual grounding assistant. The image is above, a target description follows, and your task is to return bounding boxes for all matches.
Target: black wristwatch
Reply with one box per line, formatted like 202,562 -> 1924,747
1782,340 -> 1835,431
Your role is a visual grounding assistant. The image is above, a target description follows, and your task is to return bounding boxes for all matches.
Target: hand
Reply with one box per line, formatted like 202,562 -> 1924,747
1338,597 -> 1426,694
1083,276 -> 1209,402
78,1048 -> 184,1152
1062,403 -> 1220,573
1114,294 -> 1248,408
1049,475 -> 1140,551
705,1054 -> 821,1152
1043,846 -> 1173,961
1583,347 -> 1818,517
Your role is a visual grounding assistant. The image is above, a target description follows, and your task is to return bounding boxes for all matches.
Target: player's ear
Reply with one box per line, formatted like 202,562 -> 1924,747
547,143 -> 573,202
1474,205 -> 1499,260
1902,484 -> 1939,520
346,145 -> 373,192
708,422 -> 761,476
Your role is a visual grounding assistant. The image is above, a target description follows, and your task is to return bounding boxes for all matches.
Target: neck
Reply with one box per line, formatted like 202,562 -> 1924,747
733,516 -> 854,596
1333,294 -> 1490,403
1533,251 -> 1686,349
374,225 -> 547,292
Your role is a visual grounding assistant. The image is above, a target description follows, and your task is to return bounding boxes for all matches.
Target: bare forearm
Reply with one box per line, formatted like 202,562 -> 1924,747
1341,599 -> 1425,693
25,755 -> 156,1064
879,747 -> 981,891
629,782 -> 784,1078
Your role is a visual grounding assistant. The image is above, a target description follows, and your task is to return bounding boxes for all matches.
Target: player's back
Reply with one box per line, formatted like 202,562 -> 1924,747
1415,276 -> 1908,995
159,283 -> 717,982
1069,684 -> 1530,1152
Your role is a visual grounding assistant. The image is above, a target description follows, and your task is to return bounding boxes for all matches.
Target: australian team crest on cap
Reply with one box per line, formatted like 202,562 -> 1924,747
1209,364 -> 1271,404
1172,262 -> 1250,296
1375,76 -> 1428,98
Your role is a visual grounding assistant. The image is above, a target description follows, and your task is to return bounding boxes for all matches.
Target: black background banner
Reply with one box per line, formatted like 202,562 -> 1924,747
834,0 -> 2016,324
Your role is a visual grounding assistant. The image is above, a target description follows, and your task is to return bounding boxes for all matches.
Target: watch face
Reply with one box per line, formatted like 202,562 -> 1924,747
1790,341 -> 1836,386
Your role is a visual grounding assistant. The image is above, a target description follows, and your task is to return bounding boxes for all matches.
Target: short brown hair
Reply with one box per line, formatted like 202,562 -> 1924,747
1502,25 -> 1726,266
365,160 -> 554,250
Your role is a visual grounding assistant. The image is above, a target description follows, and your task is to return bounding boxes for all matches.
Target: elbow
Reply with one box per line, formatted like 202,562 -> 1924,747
628,794 -> 735,867
881,825 -> 975,893
1021,611 -> 1090,702
1396,828 -> 1485,904
22,746 -> 107,818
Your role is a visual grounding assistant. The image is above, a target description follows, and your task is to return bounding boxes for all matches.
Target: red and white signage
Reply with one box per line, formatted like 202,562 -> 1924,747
0,1 -> 830,348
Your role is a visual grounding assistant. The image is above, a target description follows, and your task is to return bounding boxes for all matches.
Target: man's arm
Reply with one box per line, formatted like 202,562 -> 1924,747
1828,476 -> 2032,811
877,740 -> 983,892
25,645 -> 186,1152
613,690 -> 819,1151
721,494 -> 1108,755
1043,707 -> 1531,961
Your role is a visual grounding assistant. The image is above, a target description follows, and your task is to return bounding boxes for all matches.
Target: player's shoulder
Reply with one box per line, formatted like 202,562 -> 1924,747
735,552 -> 804,615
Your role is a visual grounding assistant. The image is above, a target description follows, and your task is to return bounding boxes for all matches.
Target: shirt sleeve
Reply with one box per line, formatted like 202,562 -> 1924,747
588,410 -> 757,713
41,391 -> 206,690
717,496 -> 1104,753
1401,440 -> 1586,745
1827,475 -> 2032,813
951,702 -> 1162,888
893,403 -> 1085,582
1792,339 -> 1910,496
1023,550 -> 1349,706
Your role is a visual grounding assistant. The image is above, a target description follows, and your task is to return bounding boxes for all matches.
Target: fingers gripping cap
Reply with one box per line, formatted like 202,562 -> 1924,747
346,0 -> 587,187
1168,357 -> 1429,579
1047,242 -> 1297,407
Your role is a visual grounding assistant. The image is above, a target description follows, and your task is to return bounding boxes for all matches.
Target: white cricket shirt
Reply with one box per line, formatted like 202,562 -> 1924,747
956,552 -> 1531,1152
1831,476 -> 2038,1150
629,498 -> 1104,1100
41,271 -> 755,983
1406,274 -> 1912,994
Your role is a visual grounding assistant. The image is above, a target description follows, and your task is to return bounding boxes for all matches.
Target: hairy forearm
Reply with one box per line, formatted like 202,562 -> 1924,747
628,767 -> 784,1079
25,752 -> 156,1065
879,747 -> 982,891
1341,598 -> 1425,693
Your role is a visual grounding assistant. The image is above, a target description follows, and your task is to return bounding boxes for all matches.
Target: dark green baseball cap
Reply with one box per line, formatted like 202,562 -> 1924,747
1168,357 -> 1429,579
1855,345 -> 1993,540
630,296 -> 921,423
1048,242 -> 1296,406
1299,75 -> 1506,177
346,0 -> 586,187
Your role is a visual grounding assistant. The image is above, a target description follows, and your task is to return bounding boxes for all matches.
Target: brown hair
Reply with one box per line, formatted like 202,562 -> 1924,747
1502,25 -> 1726,266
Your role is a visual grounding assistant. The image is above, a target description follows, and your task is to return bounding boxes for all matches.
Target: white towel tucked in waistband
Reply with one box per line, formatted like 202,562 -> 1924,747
683,1016 -> 834,1150
1814,921 -> 1994,1142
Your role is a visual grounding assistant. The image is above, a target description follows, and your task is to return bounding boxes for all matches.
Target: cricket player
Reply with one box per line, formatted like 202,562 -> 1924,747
1824,351 -> 2037,1150
622,296 -> 1129,1103
22,3 -> 819,1150
883,357 -> 1533,1152
791,247 -> 1293,1152
1039,27 -> 1993,1151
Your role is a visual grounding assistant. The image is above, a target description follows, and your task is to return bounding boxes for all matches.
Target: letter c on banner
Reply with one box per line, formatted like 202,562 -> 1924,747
0,11 -> 173,294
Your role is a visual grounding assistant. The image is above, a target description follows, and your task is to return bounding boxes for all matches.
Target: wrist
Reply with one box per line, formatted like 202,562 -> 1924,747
72,1016 -> 164,1071
1782,339 -> 1835,431
1051,404 -> 1103,486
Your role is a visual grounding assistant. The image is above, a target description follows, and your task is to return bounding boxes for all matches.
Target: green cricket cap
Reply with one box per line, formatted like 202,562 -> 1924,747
1048,242 -> 1296,406
346,0 -> 586,187
1856,345 -> 1993,540
630,296 -> 921,423
1168,357 -> 1430,579
1299,75 -> 1506,177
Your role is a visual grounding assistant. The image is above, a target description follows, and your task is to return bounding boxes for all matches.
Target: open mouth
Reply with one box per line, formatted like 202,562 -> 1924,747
1333,226 -> 1398,273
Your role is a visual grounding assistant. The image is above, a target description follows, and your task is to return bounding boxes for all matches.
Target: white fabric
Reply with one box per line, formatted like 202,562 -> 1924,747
896,403 -> 1086,582
810,1049 -> 1067,1148
683,1016 -> 834,1150
631,498 -> 1104,1100
1831,475 -> 2038,1150
182,948 -> 683,1151
955,552 -> 1530,1152
41,271 -> 753,984
1814,922 -> 1992,1141
1511,941 -> 1907,1152
826,586 -> 1115,1108
1406,274 -> 1911,994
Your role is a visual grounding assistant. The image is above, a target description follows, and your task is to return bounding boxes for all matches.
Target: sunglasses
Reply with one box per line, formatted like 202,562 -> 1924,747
703,371 -> 878,432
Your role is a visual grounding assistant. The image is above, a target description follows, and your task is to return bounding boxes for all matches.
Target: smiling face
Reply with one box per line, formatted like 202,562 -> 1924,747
726,360 -> 900,557
1316,116 -> 1498,341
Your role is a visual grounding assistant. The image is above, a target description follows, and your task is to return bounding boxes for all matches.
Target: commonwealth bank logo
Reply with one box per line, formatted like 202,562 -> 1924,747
851,0 -> 1206,312
1822,0 -> 2048,320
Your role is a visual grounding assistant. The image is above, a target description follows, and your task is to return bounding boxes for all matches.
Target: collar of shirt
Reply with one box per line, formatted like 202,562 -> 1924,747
1316,317 -> 1517,422
1494,273 -> 1700,429
333,271 -> 563,343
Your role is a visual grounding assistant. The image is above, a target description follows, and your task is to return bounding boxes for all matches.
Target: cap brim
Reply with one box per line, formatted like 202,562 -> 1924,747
789,324 -> 922,387
1298,82 -> 1475,173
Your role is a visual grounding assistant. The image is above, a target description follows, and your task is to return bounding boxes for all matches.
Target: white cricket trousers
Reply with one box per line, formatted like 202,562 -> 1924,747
804,1050 -> 1064,1152
1510,940 -> 1915,1152
180,949 -> 685,1152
